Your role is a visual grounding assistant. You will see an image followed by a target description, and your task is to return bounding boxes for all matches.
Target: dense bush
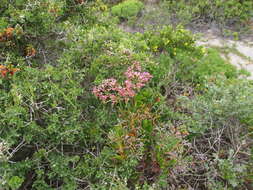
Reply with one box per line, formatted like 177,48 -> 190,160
180,78 -> 253,133
0,0 -> 252,189
163,0 -> 253,26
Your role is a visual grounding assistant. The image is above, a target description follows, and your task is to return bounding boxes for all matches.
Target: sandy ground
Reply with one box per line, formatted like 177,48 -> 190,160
196,31 -> 253,79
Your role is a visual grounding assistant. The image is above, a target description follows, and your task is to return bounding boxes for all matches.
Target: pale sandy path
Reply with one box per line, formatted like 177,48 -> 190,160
196,31 -> 253,79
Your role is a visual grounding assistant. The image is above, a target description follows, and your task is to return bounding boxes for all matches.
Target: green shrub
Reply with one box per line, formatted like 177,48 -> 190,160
175,48 -> 238,85
163,0 -> 253,26
179,78 -> 253,134
0,0 -> 252,188
111,0 -> 144,20
143,26 -> 239,87
143,25 -> 196,54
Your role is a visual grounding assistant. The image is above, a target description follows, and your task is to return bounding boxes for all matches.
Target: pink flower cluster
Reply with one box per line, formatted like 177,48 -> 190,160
92,62 -> 152,104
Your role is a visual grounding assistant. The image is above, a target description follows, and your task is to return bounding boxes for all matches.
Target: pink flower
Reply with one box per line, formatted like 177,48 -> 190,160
100,95 -> 107,101
136,82 -> 145,89
125,80 -> 133,89
92,62 -> 152,104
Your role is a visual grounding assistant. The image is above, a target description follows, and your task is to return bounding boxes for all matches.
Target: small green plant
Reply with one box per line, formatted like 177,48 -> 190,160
8,176 -> 24,190
111,0 -> 144,20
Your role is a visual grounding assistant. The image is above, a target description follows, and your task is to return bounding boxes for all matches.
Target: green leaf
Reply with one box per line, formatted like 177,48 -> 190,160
8,176 -> 24,190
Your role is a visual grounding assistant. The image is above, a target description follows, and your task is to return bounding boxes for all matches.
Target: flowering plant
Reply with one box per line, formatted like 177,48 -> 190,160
93,62 -> 152,104
0,28 -> 15,42
0,65 -> 20,78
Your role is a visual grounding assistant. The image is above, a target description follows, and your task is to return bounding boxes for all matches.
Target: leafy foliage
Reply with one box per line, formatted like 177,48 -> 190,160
0,0 -> 252,189
111,0 -> 144,20
163,0 -> 253,26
